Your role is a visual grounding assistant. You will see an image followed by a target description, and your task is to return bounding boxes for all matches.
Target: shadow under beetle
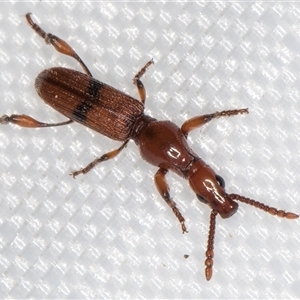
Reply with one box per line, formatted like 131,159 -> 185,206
1,13 -> 298,281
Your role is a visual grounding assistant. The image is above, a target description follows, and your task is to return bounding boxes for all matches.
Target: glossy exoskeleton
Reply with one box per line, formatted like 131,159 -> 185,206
1,13 -> 298,280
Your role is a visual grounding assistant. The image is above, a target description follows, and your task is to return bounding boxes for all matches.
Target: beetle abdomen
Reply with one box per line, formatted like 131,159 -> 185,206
35,67 -> 144,141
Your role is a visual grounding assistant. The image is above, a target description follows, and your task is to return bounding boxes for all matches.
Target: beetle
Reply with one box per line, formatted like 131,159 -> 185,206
1,13 -> 298,280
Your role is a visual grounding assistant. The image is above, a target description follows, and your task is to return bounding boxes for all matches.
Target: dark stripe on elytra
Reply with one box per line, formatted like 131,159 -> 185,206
72,79 -> 104,122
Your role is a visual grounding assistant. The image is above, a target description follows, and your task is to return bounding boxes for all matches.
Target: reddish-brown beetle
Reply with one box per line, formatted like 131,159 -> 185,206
1,13 -> 298,280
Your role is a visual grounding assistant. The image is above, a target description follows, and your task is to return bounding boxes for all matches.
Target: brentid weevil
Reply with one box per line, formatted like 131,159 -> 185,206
1,13 -> 298,280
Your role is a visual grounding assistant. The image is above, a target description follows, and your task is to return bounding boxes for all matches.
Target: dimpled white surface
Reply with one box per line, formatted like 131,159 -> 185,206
1,2 -> 300,299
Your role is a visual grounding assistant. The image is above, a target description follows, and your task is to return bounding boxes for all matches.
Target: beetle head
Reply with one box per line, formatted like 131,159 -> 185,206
188,159 -> 238,218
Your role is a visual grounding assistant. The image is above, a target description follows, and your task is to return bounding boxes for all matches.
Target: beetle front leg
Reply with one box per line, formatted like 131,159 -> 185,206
154,168 -> 187,233
181,108 -> 249,137
133,59 -> 154,104
71,140 -> 129,178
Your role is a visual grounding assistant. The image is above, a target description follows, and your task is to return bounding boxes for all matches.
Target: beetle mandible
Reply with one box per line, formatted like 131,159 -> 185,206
1,13 -> 298,281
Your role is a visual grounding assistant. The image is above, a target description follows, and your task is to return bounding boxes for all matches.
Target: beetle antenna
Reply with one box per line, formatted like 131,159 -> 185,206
229,194 -> 299,219
204,209 -> 218,281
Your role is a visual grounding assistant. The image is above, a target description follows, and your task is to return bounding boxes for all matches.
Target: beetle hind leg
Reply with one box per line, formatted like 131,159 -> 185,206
0,114 -> 73,128
26,13 -> 92,77
71,140 -> 129,178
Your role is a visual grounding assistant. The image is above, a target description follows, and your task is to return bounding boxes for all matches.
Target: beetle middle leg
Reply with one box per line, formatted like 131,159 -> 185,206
133,59 -> 154,104
181,108 -> 249,136
154,168 -> 188,233
71,140 -> 129,178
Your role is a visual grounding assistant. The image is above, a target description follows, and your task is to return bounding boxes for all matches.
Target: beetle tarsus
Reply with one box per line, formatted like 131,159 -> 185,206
0,114 -> 9,124
133,59 -> 154,85
133,59 -> 154,104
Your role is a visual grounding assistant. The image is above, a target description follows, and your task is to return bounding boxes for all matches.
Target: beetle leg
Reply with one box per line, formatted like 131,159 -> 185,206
71,140 -> 129,178
154,168 -> 188,233
205,209 -> 218,281
181,108 -> 249,137
25,13 -> 92,77
133,59 -> 154,104
0,114 -> 73,128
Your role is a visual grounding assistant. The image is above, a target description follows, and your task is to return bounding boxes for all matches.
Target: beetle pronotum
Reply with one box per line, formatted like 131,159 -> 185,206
1,13 -> 298,280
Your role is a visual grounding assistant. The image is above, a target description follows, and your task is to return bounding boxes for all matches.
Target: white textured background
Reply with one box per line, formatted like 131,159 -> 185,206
1,2 -> 300,299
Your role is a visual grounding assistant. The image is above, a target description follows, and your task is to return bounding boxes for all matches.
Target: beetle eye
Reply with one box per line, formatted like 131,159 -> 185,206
196,194 -> 208,204
216,175 -> 225,188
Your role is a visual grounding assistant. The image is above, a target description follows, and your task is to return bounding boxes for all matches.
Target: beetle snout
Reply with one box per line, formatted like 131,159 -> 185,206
218,199 -> 238,218
196,192 -> 239,218
188,160 -> 239,218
